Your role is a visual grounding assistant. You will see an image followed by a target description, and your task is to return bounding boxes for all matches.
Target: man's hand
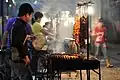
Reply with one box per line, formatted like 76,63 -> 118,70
29,34 -> 36,41
26,35 -> 33,40
23,35 -> 36,45
23,56 -> 30,65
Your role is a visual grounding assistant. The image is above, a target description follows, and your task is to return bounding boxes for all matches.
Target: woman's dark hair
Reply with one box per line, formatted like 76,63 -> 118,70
43,22 -> 50,28
34,12 -> 43,20
98,18 -> 105,27
43,25 -> 45,28
31,18 -> 35,25
45,22 -> 50,25
98,18 -> 104,23
18,3 -> 34,17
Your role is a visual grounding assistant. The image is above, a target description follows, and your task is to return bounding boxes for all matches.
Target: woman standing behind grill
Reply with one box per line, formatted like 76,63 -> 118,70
43,22 -> 55,51
31,12 -> 46,50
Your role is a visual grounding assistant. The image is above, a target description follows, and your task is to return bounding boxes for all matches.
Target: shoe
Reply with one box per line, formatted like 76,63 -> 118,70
106,64 -> 113,68
106,58 -> 113,68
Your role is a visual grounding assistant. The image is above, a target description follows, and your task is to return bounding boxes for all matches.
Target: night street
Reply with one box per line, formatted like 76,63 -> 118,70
1,0 -> 120,80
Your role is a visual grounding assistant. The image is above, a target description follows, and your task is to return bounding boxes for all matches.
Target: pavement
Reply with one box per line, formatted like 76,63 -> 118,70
107,43 -> 120,67
60,43 -> 120,80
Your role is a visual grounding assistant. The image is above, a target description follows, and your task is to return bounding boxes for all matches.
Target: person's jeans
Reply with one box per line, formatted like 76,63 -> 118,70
10,47 -> 33,80
10,60 -> 33,80
95,42 -> 107,60
3,48 -> 11,80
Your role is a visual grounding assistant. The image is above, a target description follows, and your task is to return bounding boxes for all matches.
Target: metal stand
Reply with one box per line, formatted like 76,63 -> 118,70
1,0 -> 4,35
77,1 -> 101,80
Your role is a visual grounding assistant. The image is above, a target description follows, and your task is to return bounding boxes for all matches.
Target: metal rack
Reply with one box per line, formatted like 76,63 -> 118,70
76,1 -> 101,80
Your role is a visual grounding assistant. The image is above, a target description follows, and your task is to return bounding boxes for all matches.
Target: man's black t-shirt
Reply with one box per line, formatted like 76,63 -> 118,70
11,18 -> 28,59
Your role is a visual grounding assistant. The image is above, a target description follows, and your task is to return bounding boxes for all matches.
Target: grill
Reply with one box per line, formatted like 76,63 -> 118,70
47,54 -> 100,70
46,53 -> 101,80
30,50 -> 101,80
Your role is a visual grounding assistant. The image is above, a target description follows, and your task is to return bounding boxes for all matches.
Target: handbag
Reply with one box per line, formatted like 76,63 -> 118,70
32,33 -> 46,51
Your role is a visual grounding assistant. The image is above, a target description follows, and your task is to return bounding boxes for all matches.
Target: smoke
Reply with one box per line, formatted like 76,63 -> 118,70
39,0 -> 78,52
40,0 -> 78,16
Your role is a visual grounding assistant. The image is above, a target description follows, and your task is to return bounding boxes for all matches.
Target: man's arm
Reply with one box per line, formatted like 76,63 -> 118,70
42,28 -> 54,36
1,31 -> 8,49
1,18 -> 13,49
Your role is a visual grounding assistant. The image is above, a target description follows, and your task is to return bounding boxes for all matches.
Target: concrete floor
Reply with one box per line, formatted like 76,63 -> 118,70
59,43 -> 120,80
59,67 -> 120,80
